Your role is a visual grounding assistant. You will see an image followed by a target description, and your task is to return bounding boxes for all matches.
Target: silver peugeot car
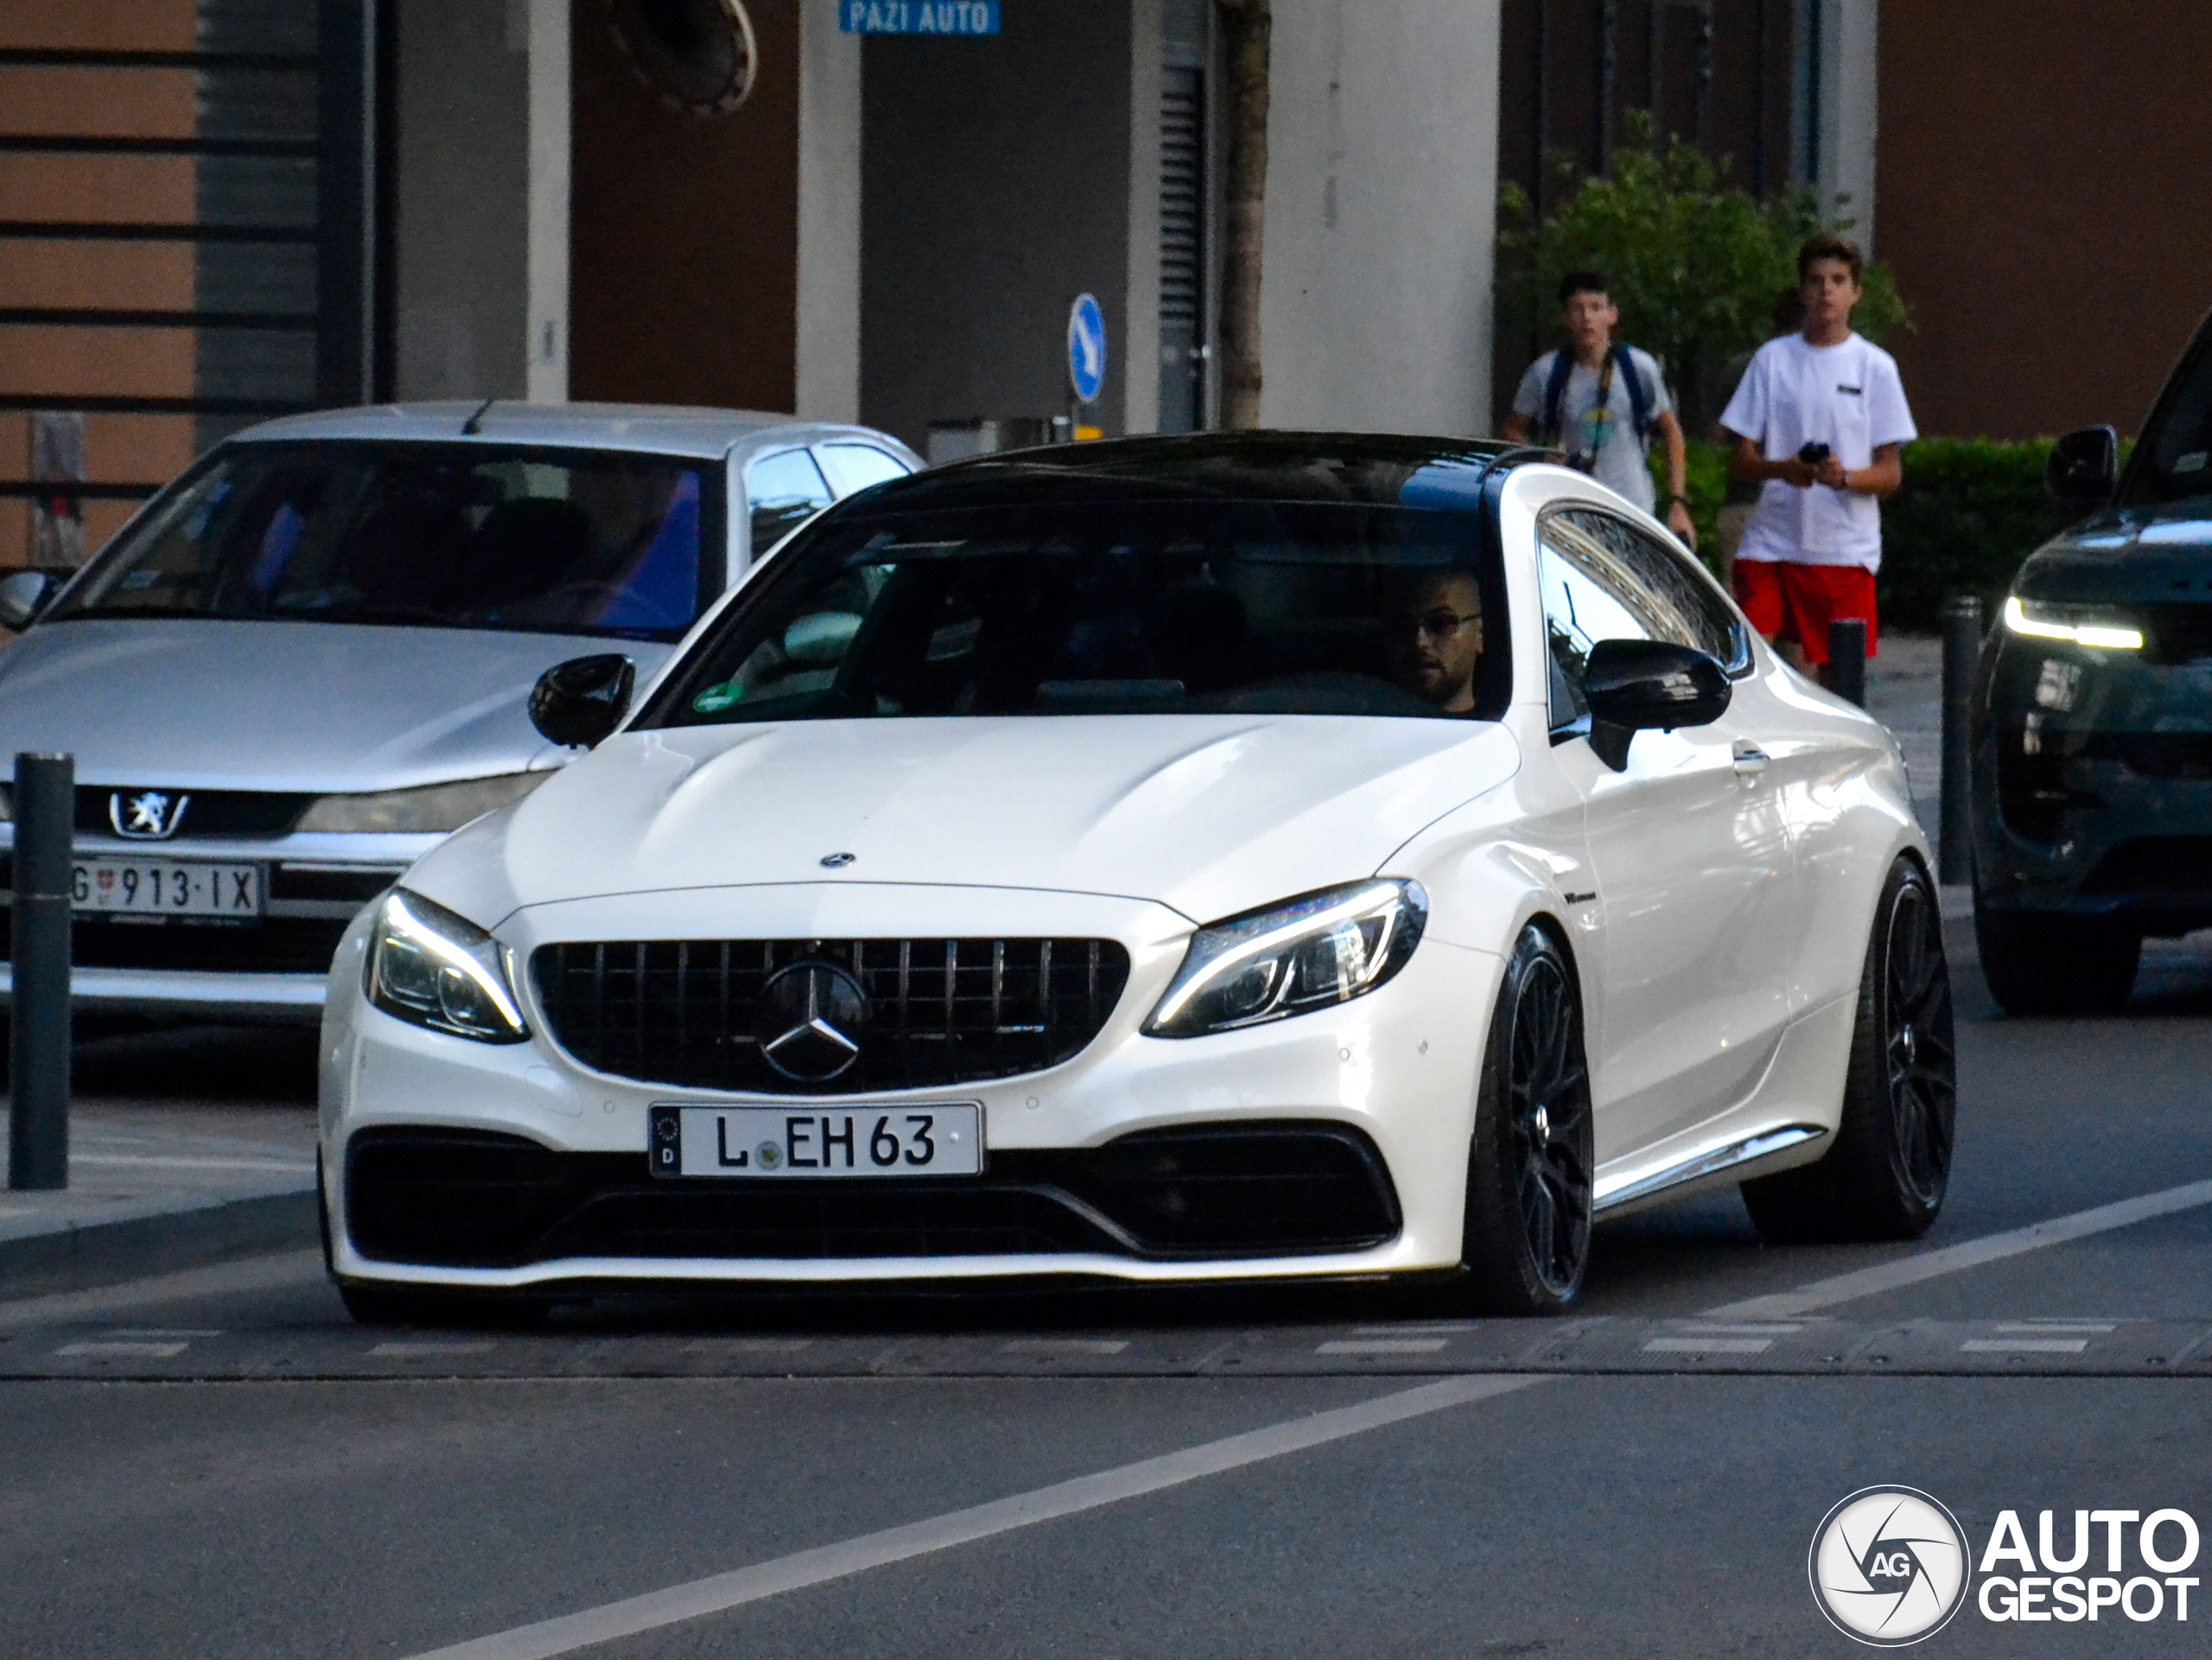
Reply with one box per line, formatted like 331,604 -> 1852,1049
0,401 -> 918,1024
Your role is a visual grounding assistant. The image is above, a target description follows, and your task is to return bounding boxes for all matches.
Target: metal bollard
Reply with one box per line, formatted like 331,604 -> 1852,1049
9,753 -> 72,1190
1827,618 -> 1868,708
1939,595 -> 1982,886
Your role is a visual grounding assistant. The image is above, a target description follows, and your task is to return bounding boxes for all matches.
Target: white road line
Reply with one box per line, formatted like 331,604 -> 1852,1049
1000,1339 -> 1130,1356
682,1339 -> 814,1354
69,1154 -> 316,1173
54,1340 -> 188,1358
1700,1178 -> 2212,1320
1671,1324 -> 1802,1337
1961,1338 -> 2089,1355
1641,1337 -> 1772,1355
372,1341 -> 497,1358
1315,1339 -> 1448,1356
0,1250 -> 326,1332
403,1374 -> 1549,1660
1994,1321 -> 2114,1334
105,1327 -> 223,1339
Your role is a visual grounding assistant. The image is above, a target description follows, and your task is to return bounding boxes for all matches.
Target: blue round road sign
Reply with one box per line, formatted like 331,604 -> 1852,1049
1067,293 -> 1107,404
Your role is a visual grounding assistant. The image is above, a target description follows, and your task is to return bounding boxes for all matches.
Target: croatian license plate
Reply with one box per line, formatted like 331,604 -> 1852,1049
72,858 -> 263,919
649,1103 -> 983,1179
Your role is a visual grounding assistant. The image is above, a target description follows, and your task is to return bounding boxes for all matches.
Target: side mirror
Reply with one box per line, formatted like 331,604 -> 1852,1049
1582,638 -> 1732,771
529,653 -> 635,748
2045,425 -> 2118,504
0,569 -> 59,632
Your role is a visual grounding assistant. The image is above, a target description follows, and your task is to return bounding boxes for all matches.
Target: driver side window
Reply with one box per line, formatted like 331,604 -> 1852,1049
1538,518 -> 1651,733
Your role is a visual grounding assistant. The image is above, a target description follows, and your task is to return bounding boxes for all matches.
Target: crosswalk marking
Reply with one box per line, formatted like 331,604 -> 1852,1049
1642,1337 -> 1772,1355
1316,1339 -> 1447,1356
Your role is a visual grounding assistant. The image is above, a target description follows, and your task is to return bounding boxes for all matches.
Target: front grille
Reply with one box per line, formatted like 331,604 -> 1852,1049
2082,837 -> 2212,899
344,1122 -> 1402,1268
532,938 -> 1132,1094
2141,603 -> 2212,665
67,787 -> 310,838
2079,730 -> 2212,781
0,910 -> 347,975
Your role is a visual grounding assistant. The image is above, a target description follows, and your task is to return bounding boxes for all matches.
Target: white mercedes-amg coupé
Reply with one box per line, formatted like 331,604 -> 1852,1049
318,434 -> 1956,1323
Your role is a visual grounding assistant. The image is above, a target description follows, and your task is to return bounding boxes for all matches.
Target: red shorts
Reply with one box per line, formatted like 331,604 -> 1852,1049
1732,560 -> 1878,665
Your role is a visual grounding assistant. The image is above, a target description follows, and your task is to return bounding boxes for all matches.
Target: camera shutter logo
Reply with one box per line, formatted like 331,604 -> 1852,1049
1809,1486 -> 1971,1645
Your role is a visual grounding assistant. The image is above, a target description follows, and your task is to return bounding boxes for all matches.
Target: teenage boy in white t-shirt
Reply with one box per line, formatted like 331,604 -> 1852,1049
1720,235 -> 1916,683
1504,270 -> 1698,550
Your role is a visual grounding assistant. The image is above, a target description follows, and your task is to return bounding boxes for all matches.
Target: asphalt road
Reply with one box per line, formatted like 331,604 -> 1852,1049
4,923 -> 2212,1658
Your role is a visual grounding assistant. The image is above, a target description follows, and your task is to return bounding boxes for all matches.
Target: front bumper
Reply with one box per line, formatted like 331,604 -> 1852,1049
321,882 -> 1503,1290
0,825 -> 432,1022
1973,636 -> 2212,934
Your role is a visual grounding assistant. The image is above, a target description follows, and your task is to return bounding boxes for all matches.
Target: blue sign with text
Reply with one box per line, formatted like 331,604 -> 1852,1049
1068,293 -> 1107,404
841,1 -> 999,35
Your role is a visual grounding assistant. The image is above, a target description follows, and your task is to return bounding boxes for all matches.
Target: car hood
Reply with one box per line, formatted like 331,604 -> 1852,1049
0,618 -> 672,792
416,715 -> 1522,926
2018,497 -> 2212,603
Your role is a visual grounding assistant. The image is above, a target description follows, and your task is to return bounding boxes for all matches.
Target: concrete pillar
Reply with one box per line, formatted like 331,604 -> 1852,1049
797,3 -> 862,423
1259,0 -> 1503,436
526,0 -> 570,402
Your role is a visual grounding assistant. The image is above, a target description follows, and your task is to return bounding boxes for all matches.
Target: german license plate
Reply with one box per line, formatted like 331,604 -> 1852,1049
649,1103 -> 983,1179
72,858 -> 263,919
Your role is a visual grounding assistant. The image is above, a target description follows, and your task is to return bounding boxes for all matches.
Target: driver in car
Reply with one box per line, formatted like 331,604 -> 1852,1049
1383,569 -> 1484,715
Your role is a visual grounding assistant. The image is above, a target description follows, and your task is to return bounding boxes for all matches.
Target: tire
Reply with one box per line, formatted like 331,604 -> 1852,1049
1973,900 -> 2139,1016
1457,924 -> 1594,1314
338,1281 -> 549,1330
1742,857 -> 1957,1243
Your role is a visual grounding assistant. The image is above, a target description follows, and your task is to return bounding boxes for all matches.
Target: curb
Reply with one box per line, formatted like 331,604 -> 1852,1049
0,1188 -> 319,1302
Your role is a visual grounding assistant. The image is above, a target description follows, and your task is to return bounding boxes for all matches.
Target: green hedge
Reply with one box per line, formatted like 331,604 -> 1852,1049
1658,437 -> 2086,633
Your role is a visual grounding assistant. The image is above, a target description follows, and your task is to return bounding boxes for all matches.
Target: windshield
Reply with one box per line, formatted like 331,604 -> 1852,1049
2129,328 -> 2212,508
639,497 -> 1510,727
52,441 -> 721,642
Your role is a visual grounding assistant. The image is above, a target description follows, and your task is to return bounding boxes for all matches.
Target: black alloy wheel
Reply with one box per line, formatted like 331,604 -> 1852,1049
1459,925 -> 1593,1313
1743,857 -> 1957,1243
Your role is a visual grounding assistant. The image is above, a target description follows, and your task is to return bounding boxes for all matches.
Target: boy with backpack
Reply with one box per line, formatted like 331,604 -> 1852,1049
1503,270 -> 1697,549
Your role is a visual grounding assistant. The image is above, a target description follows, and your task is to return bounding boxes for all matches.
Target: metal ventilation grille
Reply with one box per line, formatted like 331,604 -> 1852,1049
1156,61 -> 1206,433
532,938 -> 1134,1096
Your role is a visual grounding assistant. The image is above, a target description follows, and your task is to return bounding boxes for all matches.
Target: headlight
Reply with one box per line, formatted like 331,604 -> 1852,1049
297,772 -> 549,834
365,889 -> 528,1043
2003,595 -> 2143,651
1144,880 -> 1427,1039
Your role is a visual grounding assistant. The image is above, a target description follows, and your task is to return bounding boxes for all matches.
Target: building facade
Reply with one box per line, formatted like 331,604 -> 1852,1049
8,1 -> 2209,574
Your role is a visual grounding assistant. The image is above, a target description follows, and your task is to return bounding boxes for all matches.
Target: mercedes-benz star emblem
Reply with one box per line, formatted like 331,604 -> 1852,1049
754,960 -> 868,1082
110,789 -> 189,840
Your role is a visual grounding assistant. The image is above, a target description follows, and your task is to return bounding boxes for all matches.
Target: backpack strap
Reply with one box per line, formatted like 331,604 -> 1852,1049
1614,345 -> 1656,442
1539,349 -> 1575,445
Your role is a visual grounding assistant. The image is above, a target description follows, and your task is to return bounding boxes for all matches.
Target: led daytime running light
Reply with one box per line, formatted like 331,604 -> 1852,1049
368,890 -> 528,1041
1145,879 -> 1427,1038
2003,595 -> 2143,651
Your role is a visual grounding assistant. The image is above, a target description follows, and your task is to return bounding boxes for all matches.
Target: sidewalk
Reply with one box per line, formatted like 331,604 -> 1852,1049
0,1028 -> 319,1299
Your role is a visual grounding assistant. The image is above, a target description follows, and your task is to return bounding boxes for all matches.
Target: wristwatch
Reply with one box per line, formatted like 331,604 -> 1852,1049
1662,493 -> 1689,511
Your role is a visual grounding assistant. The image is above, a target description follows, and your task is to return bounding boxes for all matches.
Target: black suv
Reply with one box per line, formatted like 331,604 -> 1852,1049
1973,308 -> 2212,1012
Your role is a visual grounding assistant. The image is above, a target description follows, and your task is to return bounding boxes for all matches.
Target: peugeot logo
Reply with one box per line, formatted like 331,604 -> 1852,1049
753,960 -> 868,1082
110,789 -> 189,840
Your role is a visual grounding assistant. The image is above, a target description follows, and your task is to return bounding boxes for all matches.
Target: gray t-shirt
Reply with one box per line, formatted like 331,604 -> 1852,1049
1511,346 -> 1672,512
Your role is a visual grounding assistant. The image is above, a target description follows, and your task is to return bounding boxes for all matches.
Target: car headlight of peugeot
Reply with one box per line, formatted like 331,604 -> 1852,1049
297,772 -> 549,834
2003,595 -> 2144,651
365,889 -> 528,1043
1143,880 -> 1428,1039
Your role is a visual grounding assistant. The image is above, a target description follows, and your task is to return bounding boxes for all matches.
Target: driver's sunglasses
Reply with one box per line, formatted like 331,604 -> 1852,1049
1389,608 -> 1479,641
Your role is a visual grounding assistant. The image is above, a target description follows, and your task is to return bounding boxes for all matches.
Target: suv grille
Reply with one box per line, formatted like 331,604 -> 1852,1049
531,938 -> 1133,1095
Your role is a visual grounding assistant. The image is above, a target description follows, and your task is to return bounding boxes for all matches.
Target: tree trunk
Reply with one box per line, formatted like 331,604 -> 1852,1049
1216,0 -> 1271,430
